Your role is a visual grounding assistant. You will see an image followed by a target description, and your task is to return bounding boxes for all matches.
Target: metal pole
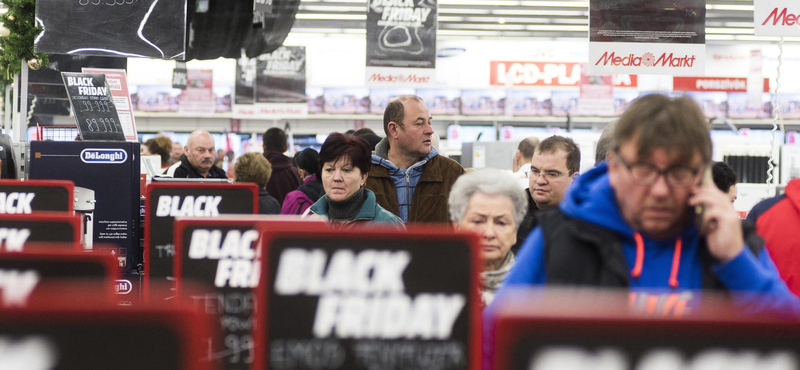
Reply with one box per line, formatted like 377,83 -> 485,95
17,60 -> 28,142
11,71 -> 19,142
3,85 -> 11,134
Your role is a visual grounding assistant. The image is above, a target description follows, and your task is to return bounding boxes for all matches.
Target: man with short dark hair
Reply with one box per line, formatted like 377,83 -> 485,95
367,95 -> 465,224
712,161 -> 738,203
595,121 -> 616,165
512,135 -> 580,254
500,94 -> 799,315
262,127 -> 301,205
165,130 -> 227,178
512,137 -> 540,189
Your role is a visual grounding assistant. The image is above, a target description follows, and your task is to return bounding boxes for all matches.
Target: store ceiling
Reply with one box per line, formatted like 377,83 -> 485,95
292,0 -> 799,43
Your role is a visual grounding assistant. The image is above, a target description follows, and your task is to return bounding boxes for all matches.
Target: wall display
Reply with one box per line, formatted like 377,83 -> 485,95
613,91 -> 640,115
323,87 -> 371,114
589,0 -> 705,76
507,90 -> 552,116
416,88 -> 461,115
132,85 -> 180,112
234,46 -> 308,119
461,89 -> 506,116
577,65 -> 614,116
369,88 -> 417,114
34,0 -> 187,59
255,228 -> 481,370
551,91 -> 580,117
727,92 -> 773,119
62,72 -> 126,141
174,217 -> 328,370
755,0 -> 800,37
0,180 -> 73,214
0,213 -> 80,252
178,69 -> 215,115
82,68 -> 138,141
144,183 -> 258,302
683,91 -> 729,119
366,0 -> 437,87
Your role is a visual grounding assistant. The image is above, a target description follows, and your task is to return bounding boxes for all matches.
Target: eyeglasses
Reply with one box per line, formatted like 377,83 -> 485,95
614,150 -> 703,187
530,168 -> 572,181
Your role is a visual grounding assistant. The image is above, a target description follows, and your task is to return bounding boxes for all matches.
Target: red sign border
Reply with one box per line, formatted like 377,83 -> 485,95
0,179 -> 74,213
0,212 -> 81,250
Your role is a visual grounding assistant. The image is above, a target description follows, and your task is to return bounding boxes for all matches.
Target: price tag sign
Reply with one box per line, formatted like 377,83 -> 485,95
61,72 -> 126,141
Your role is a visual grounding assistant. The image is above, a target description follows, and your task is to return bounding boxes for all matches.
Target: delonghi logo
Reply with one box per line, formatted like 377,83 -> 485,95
595,51 -> 696,68
762,8 -> 800,26
115,280 -> 132,294
80,149 -> 127,164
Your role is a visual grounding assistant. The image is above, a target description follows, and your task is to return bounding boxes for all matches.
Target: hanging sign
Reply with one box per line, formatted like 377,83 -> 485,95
673,77 -> 770,92
61,72 -> 126,141
234,47 -> 308,119
755,0 -> 800,36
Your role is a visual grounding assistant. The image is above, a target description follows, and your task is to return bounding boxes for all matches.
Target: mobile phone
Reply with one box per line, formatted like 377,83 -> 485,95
696,166 -> 713,233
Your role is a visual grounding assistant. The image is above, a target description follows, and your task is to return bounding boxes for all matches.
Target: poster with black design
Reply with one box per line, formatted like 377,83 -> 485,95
0,180 -> 73,214
61,72 -> 126,141
490,290 -> 800,370
0,305 -> 214,370
588,0 -> 705,76
174,217 -> 328,370
0,213 -> 80,252
144,183 -> 258,302
366,0 -> 437,87
255,228 -> 481,370
34,0 -> 187,60
234,47 -> 308,119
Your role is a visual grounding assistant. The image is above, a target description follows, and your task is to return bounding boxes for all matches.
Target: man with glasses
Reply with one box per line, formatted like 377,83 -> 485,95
499,94 -> 799,315
511,136 -> 580,254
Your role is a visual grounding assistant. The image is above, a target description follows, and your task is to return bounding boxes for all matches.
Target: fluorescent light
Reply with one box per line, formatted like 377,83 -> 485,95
519,1 -> 588,7
707,4 -> 753,11
296,13 -> 366,20
439,8 -> 492,14
439,0 -> 520,5
706,27 -> 753,34
491,9 -> 587,16
525,24 -> 587,31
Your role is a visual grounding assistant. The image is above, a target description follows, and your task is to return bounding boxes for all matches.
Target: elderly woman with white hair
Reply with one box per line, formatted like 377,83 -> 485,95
448,169 -> 528,306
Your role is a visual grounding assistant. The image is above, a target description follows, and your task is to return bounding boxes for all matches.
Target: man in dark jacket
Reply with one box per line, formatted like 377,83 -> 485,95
262,127 -> 301,205
367,95 -> 464,224
164,130 -> 227,179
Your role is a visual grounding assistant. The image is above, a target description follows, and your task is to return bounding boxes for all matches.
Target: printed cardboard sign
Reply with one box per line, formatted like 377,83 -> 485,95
174,217 -> 328,370
145,183 -> 258,301
0,213 -> 80,252
82,68 -> 138,141
234,47 -> 308,119
0,180 -> 73,214
61,72 -> 126,141
256,228 -> 481,370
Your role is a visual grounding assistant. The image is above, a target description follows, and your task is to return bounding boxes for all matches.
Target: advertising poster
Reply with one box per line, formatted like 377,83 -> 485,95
256,228 -> 481,370
589,0 -> 706,76
366,0 -> 437,87
234,47 -> 308,119
82,68 -> 138,141
61,72 -> 126,141
578,64 -> 614,116
179,70 -> 215,115
755,0 -> 800,37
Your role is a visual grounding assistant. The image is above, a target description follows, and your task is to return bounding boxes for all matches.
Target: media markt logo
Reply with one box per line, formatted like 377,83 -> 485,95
595,51 -> 696,68
80,148 -> 128,164
367,73 -> 431,84
762,8 -> 800,26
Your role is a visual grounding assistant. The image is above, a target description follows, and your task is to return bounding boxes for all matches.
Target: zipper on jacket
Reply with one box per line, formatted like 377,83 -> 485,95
405,171 -> 411,216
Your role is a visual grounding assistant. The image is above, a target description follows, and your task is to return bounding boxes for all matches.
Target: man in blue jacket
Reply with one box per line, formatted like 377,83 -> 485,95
501,94 -> 799,315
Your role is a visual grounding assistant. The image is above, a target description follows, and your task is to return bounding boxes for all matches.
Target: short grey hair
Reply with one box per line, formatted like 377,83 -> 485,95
448,169 -> 528,226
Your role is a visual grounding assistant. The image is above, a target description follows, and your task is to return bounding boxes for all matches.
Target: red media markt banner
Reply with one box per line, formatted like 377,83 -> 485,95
673,77 -> 770,93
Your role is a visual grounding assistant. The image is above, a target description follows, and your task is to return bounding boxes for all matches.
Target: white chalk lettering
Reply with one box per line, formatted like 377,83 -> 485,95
0,193 -> 34,214
155,195 -> 222,217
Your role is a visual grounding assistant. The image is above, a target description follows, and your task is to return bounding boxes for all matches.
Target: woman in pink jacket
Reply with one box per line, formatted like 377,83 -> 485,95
280,148 -> 323,215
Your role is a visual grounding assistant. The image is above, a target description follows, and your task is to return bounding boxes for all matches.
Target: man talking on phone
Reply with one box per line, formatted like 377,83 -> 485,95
499,94 -> 799,315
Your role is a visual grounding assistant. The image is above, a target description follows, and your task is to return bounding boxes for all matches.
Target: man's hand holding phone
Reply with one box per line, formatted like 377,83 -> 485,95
688,168 -> 744,262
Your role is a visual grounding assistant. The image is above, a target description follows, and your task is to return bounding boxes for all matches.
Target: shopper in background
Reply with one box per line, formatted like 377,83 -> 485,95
144,136 -> 173,172
511,137 -> 540,189
595,120 -> 616,165
165,130 -> 227,179
746,178 -> 800,298
449,169 -> 527,306
307,133 -> 404,228
512,135 -> 580,254
353,127 -> 382,151
499,94 -> 799,315
169,142 -> 183,165
713,161 -> 738,203
234,152 -> 280,215
367,95 -> 465,224
214,149 -> 225,169
281,148 -> 324,215
262,127 -> 302,205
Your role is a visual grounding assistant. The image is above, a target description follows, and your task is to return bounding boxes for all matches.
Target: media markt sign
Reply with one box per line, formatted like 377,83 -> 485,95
755,0 -> 800,36
589,43 -> 705,76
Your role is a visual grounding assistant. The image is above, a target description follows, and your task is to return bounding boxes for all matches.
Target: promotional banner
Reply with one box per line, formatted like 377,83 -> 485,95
673,77 -> 770,92
578,64 -> 614,116
179,69 -> 215,115
755,0 -> 800,36
234,46 -> 308,119
61,72 -> 126,141
82,68 -> 138,141
174,217 -> 328,370
0,180 -> 73,214
490,61 -> 638,88
366,0 -> 437,87
255,228 -> 481,370
0,213 -> 80,252
589,0 -> 706,76
144,183 -> 258,302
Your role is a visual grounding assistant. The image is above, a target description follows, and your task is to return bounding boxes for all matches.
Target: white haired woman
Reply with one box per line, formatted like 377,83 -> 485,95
448,169 -> 528,306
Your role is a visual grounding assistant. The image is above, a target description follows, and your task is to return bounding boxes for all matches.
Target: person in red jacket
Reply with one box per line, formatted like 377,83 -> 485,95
747,178 -> 800,297
262,127 -> 301,205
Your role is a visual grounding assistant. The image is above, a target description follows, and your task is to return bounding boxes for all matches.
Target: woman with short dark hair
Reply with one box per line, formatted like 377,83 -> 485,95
306,133 -> 403,228
280,148 -> 324,215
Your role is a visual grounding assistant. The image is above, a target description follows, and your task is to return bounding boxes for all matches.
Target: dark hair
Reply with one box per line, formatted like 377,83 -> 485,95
145,136 -> 173,166
595,121 -> 616,164
234,152 -> 272,188
614,94 -> 711,165
382,95 -> 423,136
518,137 -> 540,160
294,148 -> 320,176
318,133 -> 371,175
263,127 -> 288,152
712,161 -> 737,193
353,128 -> 376,136
536,135 -> 581,174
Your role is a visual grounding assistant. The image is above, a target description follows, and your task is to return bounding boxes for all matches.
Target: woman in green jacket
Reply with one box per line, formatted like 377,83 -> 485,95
307,133 -> 404,229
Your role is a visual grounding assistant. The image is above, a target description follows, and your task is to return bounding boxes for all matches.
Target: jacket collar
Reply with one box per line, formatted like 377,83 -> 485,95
371,139 -> 442,182
310,189 -> 380,221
